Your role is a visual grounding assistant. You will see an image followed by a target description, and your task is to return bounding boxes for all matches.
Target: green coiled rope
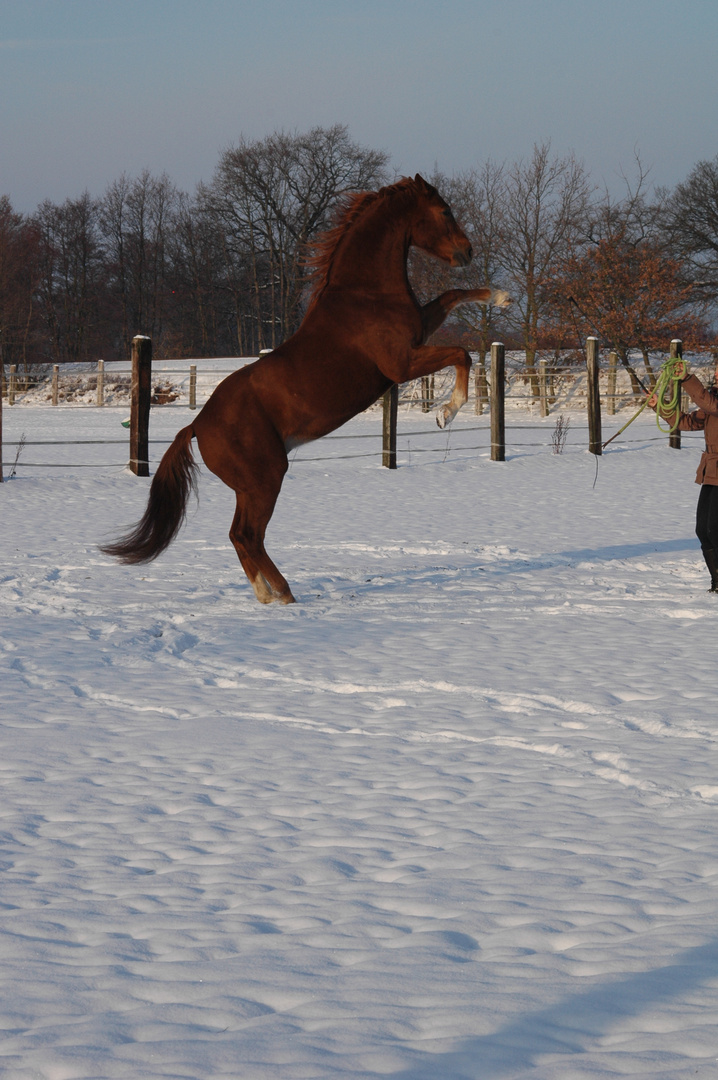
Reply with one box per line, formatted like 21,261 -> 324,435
603,355 -> 686,449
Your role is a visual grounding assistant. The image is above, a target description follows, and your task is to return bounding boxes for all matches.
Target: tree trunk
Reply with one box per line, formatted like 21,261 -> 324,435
618,348 -> 644,397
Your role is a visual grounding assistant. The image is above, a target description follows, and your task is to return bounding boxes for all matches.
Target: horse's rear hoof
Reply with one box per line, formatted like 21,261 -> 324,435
255,589 -> 296,605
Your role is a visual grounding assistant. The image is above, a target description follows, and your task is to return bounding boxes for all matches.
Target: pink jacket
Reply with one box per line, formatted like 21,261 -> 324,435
676,374 -> 718,486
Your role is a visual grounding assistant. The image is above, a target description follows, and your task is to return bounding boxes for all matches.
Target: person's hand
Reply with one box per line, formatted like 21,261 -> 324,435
647,392 -> 658,408
673,359 -> 687,380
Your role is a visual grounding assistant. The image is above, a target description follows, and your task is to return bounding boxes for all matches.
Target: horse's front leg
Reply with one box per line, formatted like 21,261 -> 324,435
420,288 -> 511,341
402,345 -> 473,428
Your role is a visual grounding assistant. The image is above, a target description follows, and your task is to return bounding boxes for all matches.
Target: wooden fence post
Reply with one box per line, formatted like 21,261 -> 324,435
52,364 -> 59,406
129,336 -> 152,477
490,341 -> 505,462
382,383 -> 398,468
0,362 -> 3,482
189,364 -> 197,410
669,339 -> 682,450
607,350 -> 617,416
97,359 -> 104,406
9,365 -> 16,406
420,374 -> 434,413
586,336 -> 602,455
539,358 -> 548,417
475,356 -> 488,415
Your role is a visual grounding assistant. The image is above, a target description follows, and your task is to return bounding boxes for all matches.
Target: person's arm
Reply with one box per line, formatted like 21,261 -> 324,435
679,374 -> 718,417
677,406 -> 708,432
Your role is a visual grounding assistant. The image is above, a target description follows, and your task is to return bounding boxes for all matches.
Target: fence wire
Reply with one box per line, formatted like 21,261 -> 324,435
2,427 -> 705,471
3,354 -> 712,471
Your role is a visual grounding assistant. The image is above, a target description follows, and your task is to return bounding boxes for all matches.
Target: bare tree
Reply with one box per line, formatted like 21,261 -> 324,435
664,153 -> 718,310
34,192 -> 104,364
0,196 -> 42,372
500,143 -> 592,393
204,125 -> 389,350
167,189 -> 233,357
99,171 -> 178,356
560,156 -> 693,390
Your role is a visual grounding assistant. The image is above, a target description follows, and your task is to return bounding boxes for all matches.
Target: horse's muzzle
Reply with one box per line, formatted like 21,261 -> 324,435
453,245 -> 472,267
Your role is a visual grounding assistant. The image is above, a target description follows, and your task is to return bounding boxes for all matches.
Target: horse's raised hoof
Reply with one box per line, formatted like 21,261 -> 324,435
436,405 -> 454,428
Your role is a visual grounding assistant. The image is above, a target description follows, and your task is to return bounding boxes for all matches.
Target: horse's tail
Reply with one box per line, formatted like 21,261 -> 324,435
99,424 -> 199,564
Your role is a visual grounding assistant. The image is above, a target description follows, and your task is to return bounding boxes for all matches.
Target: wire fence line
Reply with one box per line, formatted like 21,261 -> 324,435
2,347 -> 711,473
4,354 -> 716,413
1,424 -> 705,471
1,425 -> 708,448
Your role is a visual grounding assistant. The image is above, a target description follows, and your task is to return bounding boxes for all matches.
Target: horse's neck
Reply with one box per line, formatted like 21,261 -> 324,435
328,200 -> 411,295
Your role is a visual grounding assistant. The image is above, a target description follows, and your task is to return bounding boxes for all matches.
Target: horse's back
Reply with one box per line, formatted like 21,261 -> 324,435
196,332 -> 391,451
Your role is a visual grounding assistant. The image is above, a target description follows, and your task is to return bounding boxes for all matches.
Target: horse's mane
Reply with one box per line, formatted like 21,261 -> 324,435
303,177 -> 417,310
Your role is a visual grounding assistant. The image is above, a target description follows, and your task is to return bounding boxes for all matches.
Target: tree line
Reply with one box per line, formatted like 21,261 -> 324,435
1,124 -> 716,396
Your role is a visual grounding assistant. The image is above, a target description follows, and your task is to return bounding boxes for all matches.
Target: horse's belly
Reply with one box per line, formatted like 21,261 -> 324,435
283,434 -> 311,452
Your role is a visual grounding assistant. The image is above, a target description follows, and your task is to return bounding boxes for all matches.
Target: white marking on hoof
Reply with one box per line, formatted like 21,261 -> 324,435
436,405 -> 455,428
251,573 -> 274,604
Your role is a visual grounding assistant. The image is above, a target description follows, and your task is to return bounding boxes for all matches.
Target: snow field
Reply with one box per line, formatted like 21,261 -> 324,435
1,404 -> 718,1078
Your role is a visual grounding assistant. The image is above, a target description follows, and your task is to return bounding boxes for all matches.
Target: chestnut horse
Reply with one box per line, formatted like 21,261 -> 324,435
101,175 -> 510,603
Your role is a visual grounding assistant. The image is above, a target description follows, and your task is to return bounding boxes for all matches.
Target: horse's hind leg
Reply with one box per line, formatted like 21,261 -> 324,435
196,410 -> 295,605
229,519 -> 274,604
229,488 -> 296,605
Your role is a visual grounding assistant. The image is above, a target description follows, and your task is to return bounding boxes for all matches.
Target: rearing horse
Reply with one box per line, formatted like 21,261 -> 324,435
101,175 -> 510,603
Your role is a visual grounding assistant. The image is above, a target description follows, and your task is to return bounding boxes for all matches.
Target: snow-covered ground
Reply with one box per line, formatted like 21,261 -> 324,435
1,398 -> 718,1079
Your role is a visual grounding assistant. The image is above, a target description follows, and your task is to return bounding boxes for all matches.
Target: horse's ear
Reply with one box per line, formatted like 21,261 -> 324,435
414,174 -> 437,198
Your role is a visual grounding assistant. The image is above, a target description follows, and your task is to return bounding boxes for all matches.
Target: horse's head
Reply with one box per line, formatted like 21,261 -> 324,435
409,174 -> 472,267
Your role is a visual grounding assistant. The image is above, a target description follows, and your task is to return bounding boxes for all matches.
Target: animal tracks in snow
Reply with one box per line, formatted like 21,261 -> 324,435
3,544 -> 714,811
3,414 -> 718,1077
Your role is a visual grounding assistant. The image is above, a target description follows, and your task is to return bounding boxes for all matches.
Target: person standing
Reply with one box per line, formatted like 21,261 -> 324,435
653,357 -> 718,592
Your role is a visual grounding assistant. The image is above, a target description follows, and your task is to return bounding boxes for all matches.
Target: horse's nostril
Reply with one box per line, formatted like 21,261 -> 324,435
467,245 -> 473,262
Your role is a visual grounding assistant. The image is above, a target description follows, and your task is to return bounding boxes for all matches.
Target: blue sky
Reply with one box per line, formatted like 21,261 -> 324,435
2,0 -> 717,213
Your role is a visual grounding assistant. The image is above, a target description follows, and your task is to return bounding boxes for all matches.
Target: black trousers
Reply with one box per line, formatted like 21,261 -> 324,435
696,484 -> 718,552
